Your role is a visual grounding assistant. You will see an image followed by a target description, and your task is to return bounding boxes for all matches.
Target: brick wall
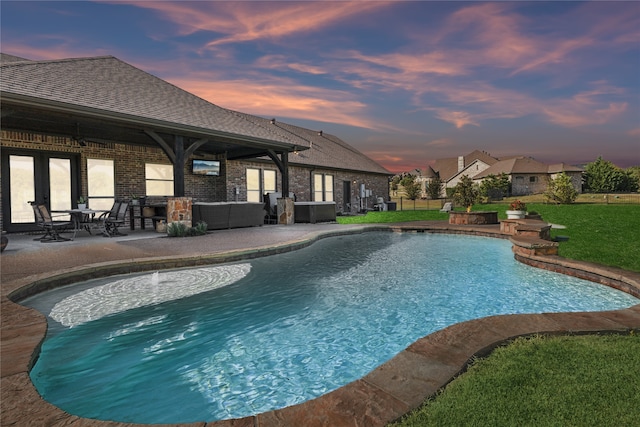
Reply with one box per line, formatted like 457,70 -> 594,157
1,130 -> 389,229
228,159 -> 390,214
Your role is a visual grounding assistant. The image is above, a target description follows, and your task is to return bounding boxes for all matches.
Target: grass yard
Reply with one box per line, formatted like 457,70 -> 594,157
337,203 -> 640,272
336,203 -> 640,426
389,333 -> 640,427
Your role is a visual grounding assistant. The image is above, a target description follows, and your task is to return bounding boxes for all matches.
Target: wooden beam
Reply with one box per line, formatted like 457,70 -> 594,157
144,129 -> 176,163
184,138 -> 209,159
267,150 -> 290,195
266,149 -> 284,172
174,135 -> 185,197
281,150 -> 289,196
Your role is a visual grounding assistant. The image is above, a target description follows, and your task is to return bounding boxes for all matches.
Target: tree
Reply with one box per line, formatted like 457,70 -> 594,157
452,175 -> 480,211
401,175 -> 421,200
390,175 -> 401,195
620,168 -> 640,192
545,172 -> 578,204
626,166 -> 640,191
583,157 -> 626,193
425,176 -> 443,199
479,173 -> 510,200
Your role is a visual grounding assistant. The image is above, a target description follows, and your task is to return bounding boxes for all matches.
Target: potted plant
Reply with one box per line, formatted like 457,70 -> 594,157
506,200 -> 527,219
131,195 -> 139,205
77,196 -> 87,210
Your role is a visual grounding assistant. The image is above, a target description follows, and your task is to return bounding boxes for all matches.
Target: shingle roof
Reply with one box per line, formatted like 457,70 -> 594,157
278,122 -> 390,174
235,114 -> 390,174
0,53 -> 31,64
548,163 -> 583,173
433,149 -> 498,181
0,55 -> 305,147
474,156 -> 551,178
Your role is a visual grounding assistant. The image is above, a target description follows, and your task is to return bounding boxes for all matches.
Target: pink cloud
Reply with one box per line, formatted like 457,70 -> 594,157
254,55 -> 327,75
115,1 -> 393,48
168,75 -> 383,131
434,110 -> 479,129
425,138 -> 455,148
542,82 -> 629,127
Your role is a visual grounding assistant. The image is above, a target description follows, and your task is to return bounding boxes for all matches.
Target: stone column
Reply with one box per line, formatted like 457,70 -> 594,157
167,197 -> 192,228
277,197 -> 294,225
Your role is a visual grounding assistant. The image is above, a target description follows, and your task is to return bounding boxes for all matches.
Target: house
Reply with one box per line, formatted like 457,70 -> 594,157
416,150 -> 582,197
473,157 -> 583,196
0,54 -> 390,232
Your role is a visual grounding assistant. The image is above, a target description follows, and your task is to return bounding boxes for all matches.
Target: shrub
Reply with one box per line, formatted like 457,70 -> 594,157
401,175 -> 422,200
452,175 -> 480,211
480,173 -> 510,200
545,172 -> 578,204
167,221 -> 208,237
425,176 -> 443,199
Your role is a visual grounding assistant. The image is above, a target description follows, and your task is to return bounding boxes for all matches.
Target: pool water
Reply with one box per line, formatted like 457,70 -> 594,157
26,232 -> 638,423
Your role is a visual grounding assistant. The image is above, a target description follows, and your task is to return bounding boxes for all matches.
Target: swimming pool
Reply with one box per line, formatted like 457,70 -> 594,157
25,232 -> 638,423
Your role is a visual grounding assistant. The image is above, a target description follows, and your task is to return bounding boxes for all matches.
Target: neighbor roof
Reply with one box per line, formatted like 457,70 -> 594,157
474,156 -> 552,179
548,163 -> 584,173
0,55 -> 306,153
433,149 -> 499,181
234,114 -> 390,175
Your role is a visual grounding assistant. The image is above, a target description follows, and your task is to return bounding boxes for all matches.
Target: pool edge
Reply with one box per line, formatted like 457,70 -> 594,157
1,222 -> 638,427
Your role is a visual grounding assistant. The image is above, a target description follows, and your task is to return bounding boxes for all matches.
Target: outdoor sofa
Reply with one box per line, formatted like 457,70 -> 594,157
294,201 -> 336,223
192,202 -> 265,230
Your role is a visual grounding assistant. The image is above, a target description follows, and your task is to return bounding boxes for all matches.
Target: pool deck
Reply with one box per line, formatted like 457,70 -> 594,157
2,221 -> 639,427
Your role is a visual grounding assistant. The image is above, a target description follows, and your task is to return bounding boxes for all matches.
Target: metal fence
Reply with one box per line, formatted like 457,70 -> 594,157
388,193 -> 640,210
388,197 -> 451,211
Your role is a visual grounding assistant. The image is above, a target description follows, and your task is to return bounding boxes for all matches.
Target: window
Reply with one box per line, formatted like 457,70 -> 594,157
264,170 -> 276,194
247,168 -> 277,202
87,159 -> 114,210
529,176 -> 537,183
145,163 -> 174,196
313,173 -> 334,201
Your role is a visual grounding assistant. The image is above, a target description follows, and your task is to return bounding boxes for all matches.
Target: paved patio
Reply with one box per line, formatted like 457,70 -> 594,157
2,222 -> 639,426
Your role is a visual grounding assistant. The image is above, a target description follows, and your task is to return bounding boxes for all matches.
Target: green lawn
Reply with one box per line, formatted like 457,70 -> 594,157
337,204 -> 640,272
390,333 -> 640,427
335,203 -> 640,426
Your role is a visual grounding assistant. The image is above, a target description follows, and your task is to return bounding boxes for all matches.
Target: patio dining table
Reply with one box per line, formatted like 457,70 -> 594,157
51,209 -> 108,239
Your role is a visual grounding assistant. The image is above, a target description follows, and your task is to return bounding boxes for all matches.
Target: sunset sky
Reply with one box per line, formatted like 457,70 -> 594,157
2,1 -> 639,173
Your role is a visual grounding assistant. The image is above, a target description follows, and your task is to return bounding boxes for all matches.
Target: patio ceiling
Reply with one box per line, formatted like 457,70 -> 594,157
1,96 -> 300,160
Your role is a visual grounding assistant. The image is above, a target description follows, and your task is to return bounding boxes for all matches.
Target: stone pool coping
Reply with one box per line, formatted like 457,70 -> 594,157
1,222 -> 639,426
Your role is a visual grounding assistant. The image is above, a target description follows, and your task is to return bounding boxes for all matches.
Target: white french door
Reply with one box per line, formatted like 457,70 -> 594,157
1,151 -> 78,232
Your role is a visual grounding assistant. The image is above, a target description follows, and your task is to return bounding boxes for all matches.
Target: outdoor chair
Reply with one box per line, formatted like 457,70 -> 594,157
30,202 -> 73,242
99,201 -> 129,237
264,193 -> 278,224
440,202 -> 453,213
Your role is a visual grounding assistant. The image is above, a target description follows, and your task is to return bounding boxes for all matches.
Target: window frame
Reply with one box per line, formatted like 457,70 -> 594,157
313,173 -> 334,202
145,163 -> 174,196
246,167 -> 277,202
87,158 -> 115,210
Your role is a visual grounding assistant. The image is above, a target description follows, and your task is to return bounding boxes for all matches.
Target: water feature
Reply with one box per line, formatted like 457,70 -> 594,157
25,232 -> 638,424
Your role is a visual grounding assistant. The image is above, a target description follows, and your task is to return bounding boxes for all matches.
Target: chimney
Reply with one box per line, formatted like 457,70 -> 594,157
458,156 -> 465,172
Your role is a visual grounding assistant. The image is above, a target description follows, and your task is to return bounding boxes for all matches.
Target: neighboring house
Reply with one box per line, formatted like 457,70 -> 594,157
0,54 -> 390,232
415,150 -> 582,197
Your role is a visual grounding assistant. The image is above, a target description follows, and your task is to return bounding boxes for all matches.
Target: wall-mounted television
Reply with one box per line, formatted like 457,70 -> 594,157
192,159 -> 220,176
